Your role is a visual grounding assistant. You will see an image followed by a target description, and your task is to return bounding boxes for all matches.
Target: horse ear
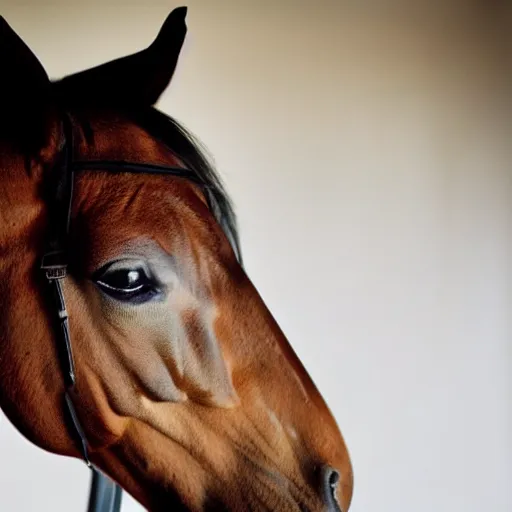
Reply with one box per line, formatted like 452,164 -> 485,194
0,17 -> 51,111
53,7 -> 188,108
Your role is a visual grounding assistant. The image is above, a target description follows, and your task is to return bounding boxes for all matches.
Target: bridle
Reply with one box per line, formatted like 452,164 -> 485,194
39,114 -> 216,511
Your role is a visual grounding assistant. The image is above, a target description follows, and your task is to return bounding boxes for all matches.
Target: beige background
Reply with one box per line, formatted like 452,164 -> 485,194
0,0 -> 511,511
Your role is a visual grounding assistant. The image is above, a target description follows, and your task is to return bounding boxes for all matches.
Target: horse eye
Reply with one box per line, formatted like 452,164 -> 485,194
94,265 -> 160,304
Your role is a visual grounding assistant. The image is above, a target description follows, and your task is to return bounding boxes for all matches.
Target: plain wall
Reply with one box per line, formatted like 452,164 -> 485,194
0,1 -> 511,511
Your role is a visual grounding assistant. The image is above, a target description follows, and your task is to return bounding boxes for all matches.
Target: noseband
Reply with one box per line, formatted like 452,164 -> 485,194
40,114 -> 211,510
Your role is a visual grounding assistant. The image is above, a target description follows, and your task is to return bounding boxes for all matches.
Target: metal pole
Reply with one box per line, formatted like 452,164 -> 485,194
87,468 -> 123,512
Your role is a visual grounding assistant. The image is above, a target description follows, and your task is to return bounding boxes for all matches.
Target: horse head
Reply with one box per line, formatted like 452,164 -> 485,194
0,8 -> 353,511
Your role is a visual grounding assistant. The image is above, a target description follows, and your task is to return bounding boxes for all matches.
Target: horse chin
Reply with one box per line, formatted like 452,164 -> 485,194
156,462 -> 328,512
100,434 -> 328,512
160,484 -> 321,512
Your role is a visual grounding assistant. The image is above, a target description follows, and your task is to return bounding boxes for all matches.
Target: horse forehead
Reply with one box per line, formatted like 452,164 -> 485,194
74,174 -> 209,263
80,117 -> 181,166
77,169 -> 203,219
73,116 -> 205,235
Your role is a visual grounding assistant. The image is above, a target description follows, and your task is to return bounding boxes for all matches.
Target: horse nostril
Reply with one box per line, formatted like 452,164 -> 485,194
328,468 -> 340,492
321,466 -> 342,511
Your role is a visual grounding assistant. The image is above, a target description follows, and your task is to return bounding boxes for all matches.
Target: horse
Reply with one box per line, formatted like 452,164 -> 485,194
0,7 -> 353,511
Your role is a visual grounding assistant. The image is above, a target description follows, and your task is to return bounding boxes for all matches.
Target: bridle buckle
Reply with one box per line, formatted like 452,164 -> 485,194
41,251 -> 68,280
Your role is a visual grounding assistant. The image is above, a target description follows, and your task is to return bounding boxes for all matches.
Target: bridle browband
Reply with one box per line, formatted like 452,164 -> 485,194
39,114 -> 214,510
